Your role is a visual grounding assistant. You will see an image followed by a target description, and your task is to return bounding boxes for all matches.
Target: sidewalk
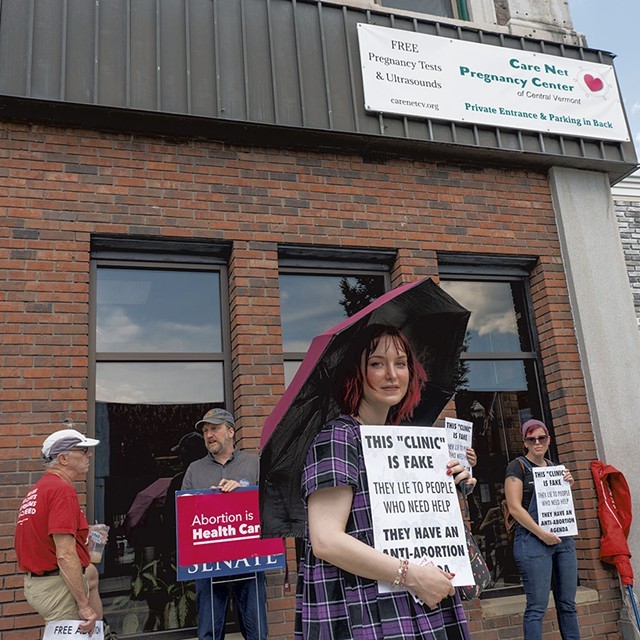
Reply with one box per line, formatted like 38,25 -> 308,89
185,635 -> 243,639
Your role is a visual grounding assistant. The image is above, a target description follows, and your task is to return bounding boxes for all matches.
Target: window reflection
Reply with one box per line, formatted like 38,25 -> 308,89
284,360 -> 302,388
97,362 -> 225,404
440,281 -> 531,353
442,274 -> 543,596
379,0 -> 456,19
455,390 -> 543,591
97,268 -> 222,353
457,360 -> 528,392
94,263 -> 227,636
280,274 -> 385,352
95,402 -> 212,635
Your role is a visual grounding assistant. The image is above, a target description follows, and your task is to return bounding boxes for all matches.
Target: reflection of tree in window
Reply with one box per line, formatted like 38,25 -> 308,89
453,334 -> 470,391
338,276 -> 384,317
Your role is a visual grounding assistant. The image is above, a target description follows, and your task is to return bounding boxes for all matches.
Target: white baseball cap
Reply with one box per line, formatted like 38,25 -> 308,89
42,429 -> 100,460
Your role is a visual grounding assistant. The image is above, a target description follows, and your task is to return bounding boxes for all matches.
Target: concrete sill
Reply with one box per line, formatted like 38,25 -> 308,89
480,586 -> 600,618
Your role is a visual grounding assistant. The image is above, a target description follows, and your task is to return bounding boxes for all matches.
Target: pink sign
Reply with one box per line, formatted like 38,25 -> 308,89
176,488 -> 284,567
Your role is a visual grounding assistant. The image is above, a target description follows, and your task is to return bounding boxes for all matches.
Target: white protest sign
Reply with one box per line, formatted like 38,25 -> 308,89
360,425 -> 473,590
444,418 -> 473,475
43,620 -> 104,640
533,465 -> 578,537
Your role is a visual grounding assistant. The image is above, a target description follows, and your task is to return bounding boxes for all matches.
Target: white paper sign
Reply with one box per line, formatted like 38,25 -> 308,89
43,620 -> 104,640
360,425 -> 474,590
444,418 -> 473,475
357,23 -> 629,142
532,466 -> 578,537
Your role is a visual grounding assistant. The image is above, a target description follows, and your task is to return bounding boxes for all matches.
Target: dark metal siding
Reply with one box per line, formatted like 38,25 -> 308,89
0,0 -> 636,178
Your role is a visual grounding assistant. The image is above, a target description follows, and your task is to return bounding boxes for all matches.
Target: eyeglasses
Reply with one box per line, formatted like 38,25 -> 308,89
70,447 -> 89,455
524,435 -> 548,444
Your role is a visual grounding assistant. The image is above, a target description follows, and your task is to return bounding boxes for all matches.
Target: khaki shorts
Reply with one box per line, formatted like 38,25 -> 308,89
24,572 -> 89,622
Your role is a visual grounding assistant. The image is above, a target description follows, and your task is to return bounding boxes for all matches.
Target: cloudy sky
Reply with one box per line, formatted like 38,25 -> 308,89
569,0 -> 640,172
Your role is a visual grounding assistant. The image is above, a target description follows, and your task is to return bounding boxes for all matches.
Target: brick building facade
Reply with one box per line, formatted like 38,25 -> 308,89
1,1 -> 639,639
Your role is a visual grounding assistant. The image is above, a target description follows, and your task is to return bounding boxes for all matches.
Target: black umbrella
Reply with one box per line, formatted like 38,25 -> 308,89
259,277 -> 470,538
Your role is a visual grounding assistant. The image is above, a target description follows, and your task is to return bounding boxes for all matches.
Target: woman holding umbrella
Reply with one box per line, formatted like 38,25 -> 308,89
295,324 -> 473,640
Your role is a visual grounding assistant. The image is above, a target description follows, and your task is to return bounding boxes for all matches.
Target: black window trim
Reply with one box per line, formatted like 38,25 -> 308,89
279,244 -> 396,271
438,252 -> 538,278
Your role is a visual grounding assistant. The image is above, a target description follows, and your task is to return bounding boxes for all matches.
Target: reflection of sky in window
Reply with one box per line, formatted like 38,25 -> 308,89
440,281 -> 521,353
96,362 -> 224,404
461,361 -> 527,391
280,274 -> 384,352
284,360 -> 301,388
97,268 -> 221,352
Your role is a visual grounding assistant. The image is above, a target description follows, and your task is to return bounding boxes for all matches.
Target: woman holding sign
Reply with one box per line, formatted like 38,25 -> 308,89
295,324 -> 473,640
505,419 -> 579,640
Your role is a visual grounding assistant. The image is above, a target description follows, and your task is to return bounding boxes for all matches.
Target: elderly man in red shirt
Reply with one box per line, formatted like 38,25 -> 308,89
14,428 -> 113,637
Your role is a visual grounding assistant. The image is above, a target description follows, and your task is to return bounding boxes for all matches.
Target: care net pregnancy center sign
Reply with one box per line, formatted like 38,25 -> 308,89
361,425 -> 473,590
357,23 -> 628,142
533,466 -> 578,537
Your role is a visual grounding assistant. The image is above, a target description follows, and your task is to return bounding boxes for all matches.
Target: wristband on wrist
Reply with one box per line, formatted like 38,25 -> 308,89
392,559 -> 409,588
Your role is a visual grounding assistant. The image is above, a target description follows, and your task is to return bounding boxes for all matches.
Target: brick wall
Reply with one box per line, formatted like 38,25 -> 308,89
0,120 -> 623,638
615,197 -> 640,325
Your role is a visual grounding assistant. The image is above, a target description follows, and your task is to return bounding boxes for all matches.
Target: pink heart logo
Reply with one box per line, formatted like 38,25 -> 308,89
583,73 -> 604,92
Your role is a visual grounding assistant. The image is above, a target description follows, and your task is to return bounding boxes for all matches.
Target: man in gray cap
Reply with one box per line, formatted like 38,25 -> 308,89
182,408 -> 267,640
14,428 -> 115,638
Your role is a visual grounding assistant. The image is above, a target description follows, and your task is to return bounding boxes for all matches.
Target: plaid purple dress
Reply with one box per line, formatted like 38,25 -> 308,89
294,415 -> 470,640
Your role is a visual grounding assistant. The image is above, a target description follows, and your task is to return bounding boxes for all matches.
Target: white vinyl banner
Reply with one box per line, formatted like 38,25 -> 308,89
532,465 -> 578,537
357,23 -> 629,142
360,425 -> 474,591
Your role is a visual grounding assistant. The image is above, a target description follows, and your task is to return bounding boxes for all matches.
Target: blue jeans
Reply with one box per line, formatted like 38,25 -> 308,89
195,573 -> 268,640
513,529 -> 580,640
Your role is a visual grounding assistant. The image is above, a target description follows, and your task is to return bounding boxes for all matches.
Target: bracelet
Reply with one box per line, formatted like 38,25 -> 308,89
392,559 -> 409,588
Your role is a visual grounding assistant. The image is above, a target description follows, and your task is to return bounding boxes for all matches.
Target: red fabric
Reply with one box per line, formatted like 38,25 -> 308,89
590,461 -> 634,586
14,473 -> 90,574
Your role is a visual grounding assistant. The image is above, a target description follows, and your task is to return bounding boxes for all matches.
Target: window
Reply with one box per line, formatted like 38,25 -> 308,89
378,0 -> 468,20
90,240 -> 231,636
278,247 -> 393,386
439,256 -> 548,596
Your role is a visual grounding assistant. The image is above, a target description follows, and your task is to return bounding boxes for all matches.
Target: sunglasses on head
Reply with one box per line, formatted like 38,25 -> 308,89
524,435 -> 548,444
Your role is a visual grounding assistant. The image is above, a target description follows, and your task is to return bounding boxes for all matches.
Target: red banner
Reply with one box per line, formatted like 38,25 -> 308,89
176,488 -> 284,567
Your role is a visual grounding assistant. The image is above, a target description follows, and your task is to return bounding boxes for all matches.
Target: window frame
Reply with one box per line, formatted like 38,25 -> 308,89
87,238 -> 232,518
438,254 -> 550,413
438,253 -> 556,598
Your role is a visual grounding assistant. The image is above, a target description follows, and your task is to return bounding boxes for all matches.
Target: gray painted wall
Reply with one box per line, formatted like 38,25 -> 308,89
551,167 -> 640,637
